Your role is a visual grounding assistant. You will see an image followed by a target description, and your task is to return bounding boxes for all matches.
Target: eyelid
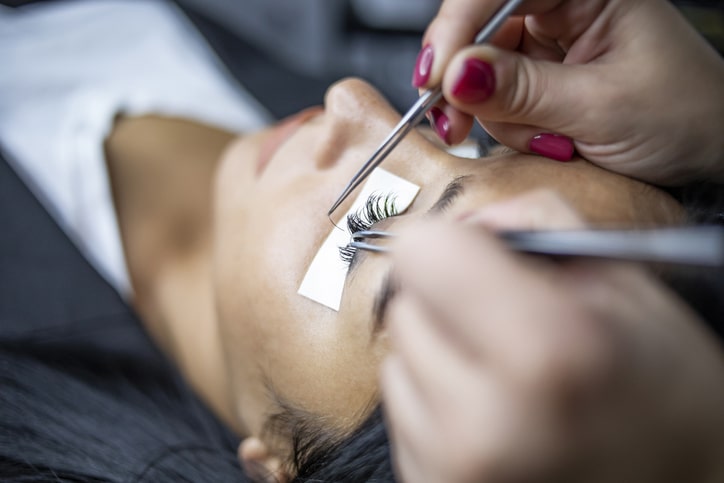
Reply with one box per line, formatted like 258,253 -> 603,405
340,192 -> 401,268
342,176 -> 471,267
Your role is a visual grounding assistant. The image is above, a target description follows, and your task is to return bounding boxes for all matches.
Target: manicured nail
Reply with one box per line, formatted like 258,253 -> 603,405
429,107 -> 451,145
412,44 -> 434,88
451,58 -> 495,104
529,134 -> 575,162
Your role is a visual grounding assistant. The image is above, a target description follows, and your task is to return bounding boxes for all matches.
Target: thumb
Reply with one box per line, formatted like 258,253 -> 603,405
442,44 -> 594,134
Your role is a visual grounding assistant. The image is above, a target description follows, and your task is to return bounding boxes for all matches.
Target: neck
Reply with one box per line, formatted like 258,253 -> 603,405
105,115 -> 238,428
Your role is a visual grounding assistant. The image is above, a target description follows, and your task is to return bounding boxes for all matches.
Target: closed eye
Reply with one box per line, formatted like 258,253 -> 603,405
339,192 -> 399,268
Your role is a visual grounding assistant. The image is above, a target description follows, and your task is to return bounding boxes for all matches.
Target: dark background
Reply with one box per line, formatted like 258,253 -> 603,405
2,0 -> 723,123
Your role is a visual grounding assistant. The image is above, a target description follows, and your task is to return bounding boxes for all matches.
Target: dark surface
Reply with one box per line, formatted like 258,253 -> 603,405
179,6 -> 336,120
0,148 -> 245,481
3,0 -> 721,120
175,2 -> 423,119
0,151 -> 148,358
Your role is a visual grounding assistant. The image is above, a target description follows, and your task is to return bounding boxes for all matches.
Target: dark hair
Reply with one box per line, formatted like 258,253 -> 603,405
0,340 -> 248,482
0,339 -> 395,483
661,182 -> 724,337
292,406 -> 392,482
260,394 -> 393,482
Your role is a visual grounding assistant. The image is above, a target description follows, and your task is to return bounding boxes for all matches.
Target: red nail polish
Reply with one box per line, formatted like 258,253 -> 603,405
529,134 -> 575,162
429,107 -> 451,145
412,44 -> 434,88
451,58 -> 495,104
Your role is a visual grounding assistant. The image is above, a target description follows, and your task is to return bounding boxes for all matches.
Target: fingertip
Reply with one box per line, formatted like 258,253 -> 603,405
443,45 -> 500,108
481,121 -> 577,164
412,44 -> 435,88
427,105 -> 474,147
445,108 -> 475,146
419,2 -> 520,91
529,133 -> 575,162
414,23 -> 447,89
428,106 -> 452,145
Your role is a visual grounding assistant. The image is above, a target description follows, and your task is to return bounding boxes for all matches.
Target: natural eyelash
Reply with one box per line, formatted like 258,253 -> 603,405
339,192 -> 399,265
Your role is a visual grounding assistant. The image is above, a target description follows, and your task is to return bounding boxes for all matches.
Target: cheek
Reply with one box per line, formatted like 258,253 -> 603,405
264,313 -> 386,429
212,147 -> 392,431
215,134 -> 262,197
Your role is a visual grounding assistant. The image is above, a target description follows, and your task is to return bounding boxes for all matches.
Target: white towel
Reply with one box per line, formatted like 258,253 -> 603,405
0,0 -> 272,296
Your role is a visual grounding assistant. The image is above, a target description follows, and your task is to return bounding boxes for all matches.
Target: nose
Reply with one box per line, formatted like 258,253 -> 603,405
314,78 -> 402,170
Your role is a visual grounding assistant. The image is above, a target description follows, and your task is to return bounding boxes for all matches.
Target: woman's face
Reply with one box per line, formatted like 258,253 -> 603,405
212,79 -> 682,442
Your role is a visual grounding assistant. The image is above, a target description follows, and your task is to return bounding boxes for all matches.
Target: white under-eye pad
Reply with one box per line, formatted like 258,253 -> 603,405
298,168 -> 420,311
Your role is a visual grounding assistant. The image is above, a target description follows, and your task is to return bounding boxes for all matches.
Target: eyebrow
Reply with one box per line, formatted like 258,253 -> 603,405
427,175 -> 471,214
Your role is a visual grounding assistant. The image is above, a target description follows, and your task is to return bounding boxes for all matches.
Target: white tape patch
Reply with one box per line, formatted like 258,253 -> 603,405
298,168 -> 420,311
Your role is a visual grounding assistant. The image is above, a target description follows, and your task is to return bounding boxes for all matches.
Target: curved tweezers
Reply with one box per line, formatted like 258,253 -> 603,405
328,0 -> 526,216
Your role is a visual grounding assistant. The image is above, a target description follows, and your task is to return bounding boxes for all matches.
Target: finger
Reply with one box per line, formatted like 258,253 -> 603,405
424,15 -> 569,147
414,0 -> 508,89
381,355 -> 432,446
414,0 -> 565,89
392,219 -> 608,395
427,102 -> 475,146
482,119 -> 576,163
390,431 -> 436,483
460,188 -> 586,232
442,43 -> 594,139
391,219 -> 548,361
383,353 -> 484,483
421,15 -> 524,146
381,355 -> 438,483
387,292 -> 482,412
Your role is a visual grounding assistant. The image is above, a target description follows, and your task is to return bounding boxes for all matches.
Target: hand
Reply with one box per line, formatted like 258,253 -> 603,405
381,191 -> 724,483
414,0 -> 724,184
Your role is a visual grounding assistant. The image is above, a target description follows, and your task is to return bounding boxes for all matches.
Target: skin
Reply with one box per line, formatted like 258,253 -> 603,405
383,194 -> 724,483
105,78 -> 683,472
417,0 -> 724,183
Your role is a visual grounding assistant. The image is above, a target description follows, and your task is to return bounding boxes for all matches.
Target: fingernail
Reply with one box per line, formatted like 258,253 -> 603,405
451,58 -> 495,104
429,107 -> 451,145
412,44 -> 434,88
529,134 -> 575,162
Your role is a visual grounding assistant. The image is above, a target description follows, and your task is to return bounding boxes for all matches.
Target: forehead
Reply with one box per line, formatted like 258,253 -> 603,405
403,152 -> 682,224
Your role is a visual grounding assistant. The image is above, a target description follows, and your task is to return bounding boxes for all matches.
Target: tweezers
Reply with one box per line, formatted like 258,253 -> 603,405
328,0 -> 525,216
349,226 -> 724,267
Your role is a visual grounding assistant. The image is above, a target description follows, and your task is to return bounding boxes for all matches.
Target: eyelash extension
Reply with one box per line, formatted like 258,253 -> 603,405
339,192 -> 399,265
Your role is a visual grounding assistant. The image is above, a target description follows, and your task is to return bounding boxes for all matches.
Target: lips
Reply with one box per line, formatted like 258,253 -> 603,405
256,106 -> 324,175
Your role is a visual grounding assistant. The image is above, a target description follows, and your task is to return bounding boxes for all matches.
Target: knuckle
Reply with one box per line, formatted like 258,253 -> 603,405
504,56 -> 549,121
